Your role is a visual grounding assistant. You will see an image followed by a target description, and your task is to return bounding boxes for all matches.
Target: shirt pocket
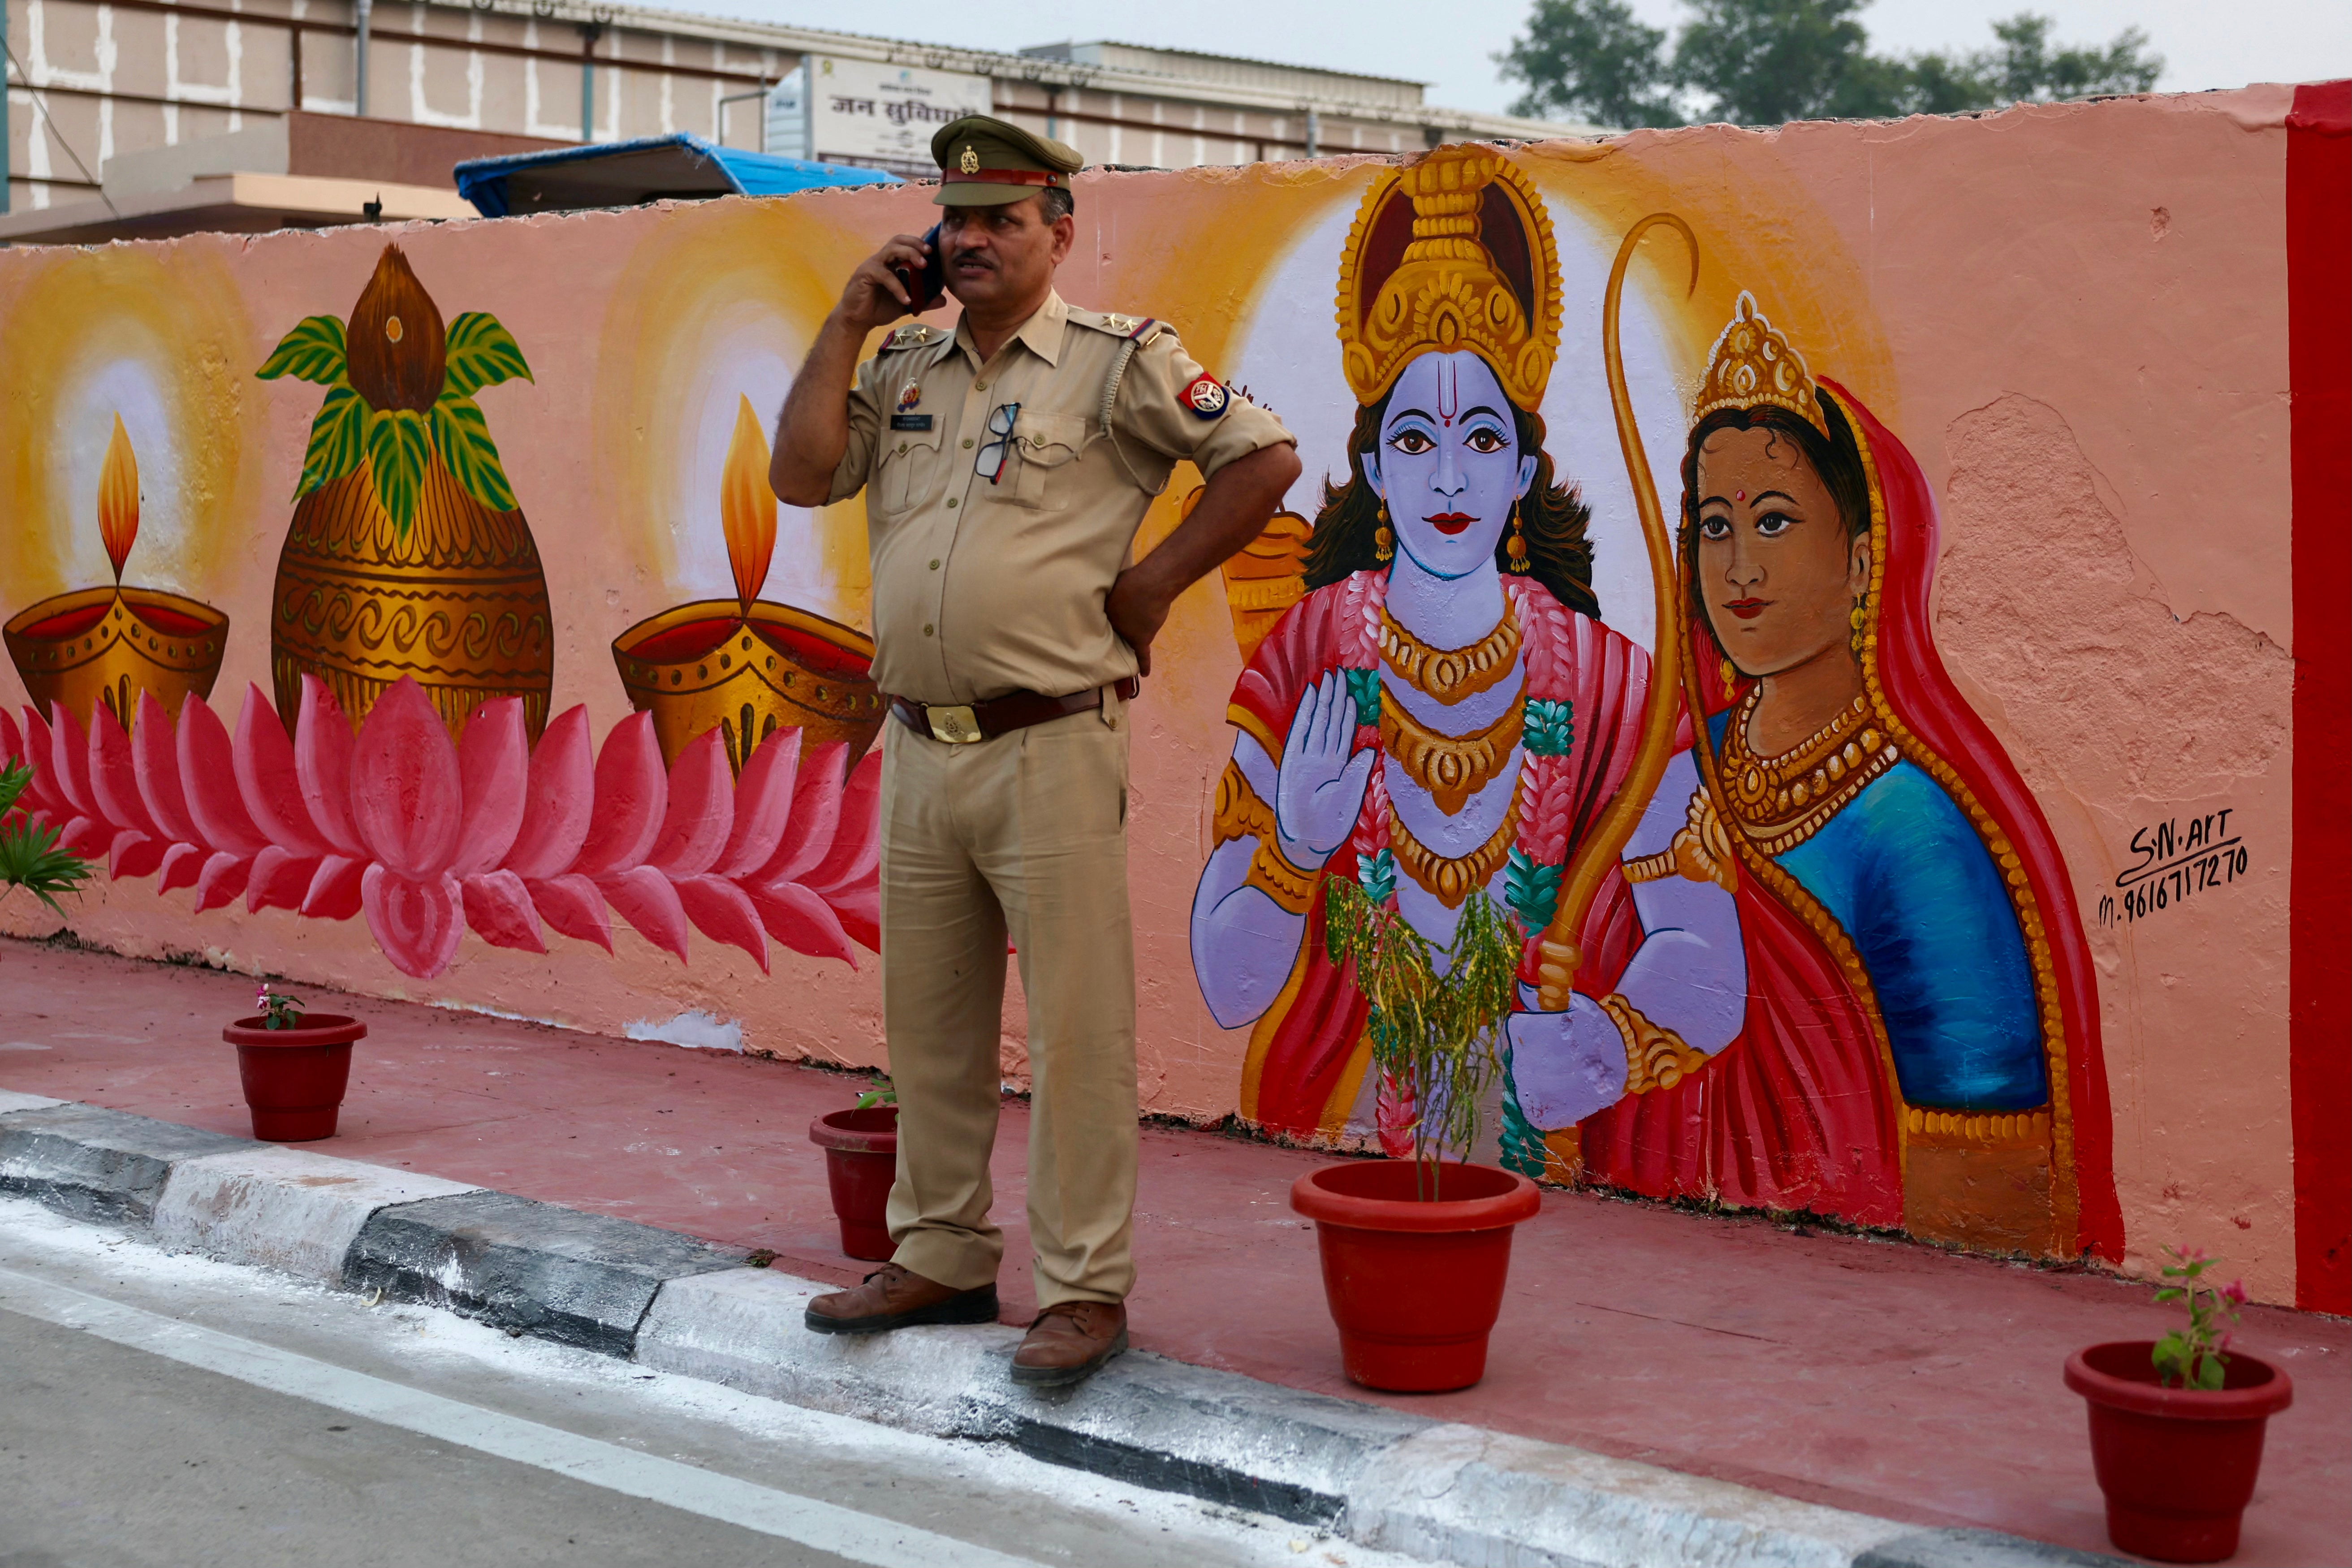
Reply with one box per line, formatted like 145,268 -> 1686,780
876,423 -> 945,517
1006,410 -> 1087,510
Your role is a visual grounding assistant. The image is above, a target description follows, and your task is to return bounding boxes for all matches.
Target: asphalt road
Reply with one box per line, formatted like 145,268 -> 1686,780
0,1201 -> 1399,1568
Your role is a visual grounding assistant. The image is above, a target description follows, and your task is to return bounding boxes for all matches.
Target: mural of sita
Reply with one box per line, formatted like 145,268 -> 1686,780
1546,294 -> 2123,1257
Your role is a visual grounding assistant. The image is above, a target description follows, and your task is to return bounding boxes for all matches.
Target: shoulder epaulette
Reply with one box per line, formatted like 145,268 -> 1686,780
1071,309 -> 1171,347
880,324 -> 941,353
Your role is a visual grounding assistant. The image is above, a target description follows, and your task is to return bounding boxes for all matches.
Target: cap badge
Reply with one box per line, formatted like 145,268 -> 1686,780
959,145 -> 980,175
1183,375 -> 1230,420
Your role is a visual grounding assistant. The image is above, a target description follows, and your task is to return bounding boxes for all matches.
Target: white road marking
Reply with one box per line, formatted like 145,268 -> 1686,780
0,1264 -> 1043,1568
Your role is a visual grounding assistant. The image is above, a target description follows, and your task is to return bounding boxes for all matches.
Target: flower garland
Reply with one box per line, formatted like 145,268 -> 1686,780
1336,572 -> 1580,944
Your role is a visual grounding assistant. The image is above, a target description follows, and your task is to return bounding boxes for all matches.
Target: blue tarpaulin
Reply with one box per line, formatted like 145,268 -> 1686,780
454,133 -> 898,218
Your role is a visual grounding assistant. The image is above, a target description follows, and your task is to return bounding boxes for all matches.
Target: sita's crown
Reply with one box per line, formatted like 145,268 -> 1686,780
1335,146 -> 1562,412
1695,292 -> 1827,435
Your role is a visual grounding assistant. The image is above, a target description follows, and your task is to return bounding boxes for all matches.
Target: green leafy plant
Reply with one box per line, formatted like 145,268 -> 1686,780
254,985 -> 307,1030
258,303 -> 531,536
854,1075 -> 898,1110
1323,879 -> 1520,1197
0,761 -> 95,918
2152,1246 -> 2248,1391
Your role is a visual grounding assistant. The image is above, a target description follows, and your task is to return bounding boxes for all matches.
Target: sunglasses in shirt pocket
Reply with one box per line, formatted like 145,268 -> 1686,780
1004,410 -> 1086,509
877,419 -> 945,517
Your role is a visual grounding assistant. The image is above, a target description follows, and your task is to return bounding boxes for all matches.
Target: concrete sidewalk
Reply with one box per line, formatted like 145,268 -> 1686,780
0,938 -> 2344,1566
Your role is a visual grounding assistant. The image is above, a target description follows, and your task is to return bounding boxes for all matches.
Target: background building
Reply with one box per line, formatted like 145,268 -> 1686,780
2,0 -> 1596,216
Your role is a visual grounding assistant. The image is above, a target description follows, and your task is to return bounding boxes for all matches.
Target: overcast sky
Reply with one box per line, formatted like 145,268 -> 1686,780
711,0 -> 2349,118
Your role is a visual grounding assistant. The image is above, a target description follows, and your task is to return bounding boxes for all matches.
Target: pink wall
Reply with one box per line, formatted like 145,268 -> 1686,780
1,83 -> 2337,1309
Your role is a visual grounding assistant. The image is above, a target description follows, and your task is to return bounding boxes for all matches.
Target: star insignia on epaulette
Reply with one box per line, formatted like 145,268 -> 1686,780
885,325 -> 935,351
1100,313 -> 1137,335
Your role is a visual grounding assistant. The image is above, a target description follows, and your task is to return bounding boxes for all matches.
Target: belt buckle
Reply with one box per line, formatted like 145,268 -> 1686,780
927,704 -> 983,744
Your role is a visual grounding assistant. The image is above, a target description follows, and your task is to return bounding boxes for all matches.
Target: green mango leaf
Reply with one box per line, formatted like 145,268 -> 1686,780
442,311 -> 533,398
430,391 -> 518,514
294,385 -> 370,499
367,407 -> 432,534
256,315 -> 350,385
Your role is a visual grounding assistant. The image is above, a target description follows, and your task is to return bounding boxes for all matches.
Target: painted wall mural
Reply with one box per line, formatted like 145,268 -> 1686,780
0,84 -> 2339,1309
1184,148 -> 2118,1257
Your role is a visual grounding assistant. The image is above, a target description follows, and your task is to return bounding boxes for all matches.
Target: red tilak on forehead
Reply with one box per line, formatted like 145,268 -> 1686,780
1736,489 -> 1746,501
1437,356 -> 1459,425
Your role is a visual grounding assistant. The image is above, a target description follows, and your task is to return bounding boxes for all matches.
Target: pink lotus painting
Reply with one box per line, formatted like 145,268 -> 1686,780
0,676 -> 877,981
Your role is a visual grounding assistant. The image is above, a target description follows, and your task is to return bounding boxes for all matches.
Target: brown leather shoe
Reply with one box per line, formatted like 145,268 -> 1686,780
1010,1300 -> 1128,1387
803,1262 -> 1000,1335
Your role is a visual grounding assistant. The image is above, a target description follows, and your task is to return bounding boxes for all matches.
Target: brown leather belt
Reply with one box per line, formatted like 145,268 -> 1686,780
889,677 -> 1141,745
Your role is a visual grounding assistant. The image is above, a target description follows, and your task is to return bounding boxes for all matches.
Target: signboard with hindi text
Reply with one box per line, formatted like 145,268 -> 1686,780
765,57 -> 995,176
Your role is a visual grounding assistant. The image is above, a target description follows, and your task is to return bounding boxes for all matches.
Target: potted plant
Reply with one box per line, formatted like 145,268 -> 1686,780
221,986 -> 368,1142
0,759 -> 95,918
1288,885 -> 1540,1392
2064,1247 -> 2296,1562
809,1076 -> 898,1261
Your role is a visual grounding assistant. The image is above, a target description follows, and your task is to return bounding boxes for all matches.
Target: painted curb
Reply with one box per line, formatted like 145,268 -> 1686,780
0,1101 -> 255,1223
154,1145 -> 482,1283
0,1095 -> 2131,1568
635,1264 -> 1431,1525
343,1188 -> 746,1356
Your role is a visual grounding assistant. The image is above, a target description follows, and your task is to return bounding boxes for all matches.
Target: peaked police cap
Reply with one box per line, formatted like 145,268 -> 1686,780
930,115 -> 1083,207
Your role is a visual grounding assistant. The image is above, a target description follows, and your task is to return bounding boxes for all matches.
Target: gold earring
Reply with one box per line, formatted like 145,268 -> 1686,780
1505,501 -> 1531,574
1848,599 -> 1868,658
1720,658 -> 1738,692
1374,503 -> 1394,565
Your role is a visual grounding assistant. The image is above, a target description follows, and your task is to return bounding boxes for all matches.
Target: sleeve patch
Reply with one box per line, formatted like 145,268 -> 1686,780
1182,374 -> 1230,420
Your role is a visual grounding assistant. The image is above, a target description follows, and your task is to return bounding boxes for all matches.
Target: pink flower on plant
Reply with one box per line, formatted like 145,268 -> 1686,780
2222,1279 -> 2248,1305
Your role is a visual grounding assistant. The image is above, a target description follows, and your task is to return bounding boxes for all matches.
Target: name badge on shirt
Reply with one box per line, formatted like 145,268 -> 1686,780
890,414 -> 934,431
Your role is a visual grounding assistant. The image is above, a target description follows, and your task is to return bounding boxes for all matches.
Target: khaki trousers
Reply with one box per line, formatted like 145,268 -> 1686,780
878,699 -> 1137,1306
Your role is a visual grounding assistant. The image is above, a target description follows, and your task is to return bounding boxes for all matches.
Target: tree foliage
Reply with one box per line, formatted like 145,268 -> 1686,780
1498,0 -> 2164,129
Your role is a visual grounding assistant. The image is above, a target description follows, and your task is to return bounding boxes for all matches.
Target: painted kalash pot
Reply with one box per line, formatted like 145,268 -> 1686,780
3,416 -> 229,726
256,245 -> 553,742
611,395 -> 884,774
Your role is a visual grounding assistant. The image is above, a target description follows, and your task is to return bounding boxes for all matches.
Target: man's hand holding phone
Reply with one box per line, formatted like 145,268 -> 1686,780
837,228 -> 941,333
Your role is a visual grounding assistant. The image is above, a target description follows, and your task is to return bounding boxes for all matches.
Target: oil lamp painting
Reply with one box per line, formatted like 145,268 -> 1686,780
3,413 -> 229,728
613,394 -> 884,774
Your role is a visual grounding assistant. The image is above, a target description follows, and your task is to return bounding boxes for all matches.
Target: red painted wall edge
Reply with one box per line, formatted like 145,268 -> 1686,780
2287,79 -> 2349,1315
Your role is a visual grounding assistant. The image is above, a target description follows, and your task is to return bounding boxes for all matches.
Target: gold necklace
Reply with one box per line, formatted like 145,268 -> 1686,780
1380,688 -> 1523,816
1718,691 -> 1899,854
1389,776 -> 1522,909
1378,604 -> 1521,705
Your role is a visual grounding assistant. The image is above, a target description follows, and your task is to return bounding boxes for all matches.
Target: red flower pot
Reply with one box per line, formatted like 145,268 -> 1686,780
2065,1340 -> 2295,1562
1290,1159 -> 1541,1393
810,1105 -> 899,1261
221,1014 -> 366,1142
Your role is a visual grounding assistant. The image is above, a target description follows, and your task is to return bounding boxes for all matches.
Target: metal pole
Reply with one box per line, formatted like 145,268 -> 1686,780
579,23 -> 602,144
1304,107 -> 1319,159
353,0 -> 371,117
2,0 -> 12,215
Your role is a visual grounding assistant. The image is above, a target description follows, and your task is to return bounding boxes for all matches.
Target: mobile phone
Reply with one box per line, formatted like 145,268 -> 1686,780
890,224 -> 945,315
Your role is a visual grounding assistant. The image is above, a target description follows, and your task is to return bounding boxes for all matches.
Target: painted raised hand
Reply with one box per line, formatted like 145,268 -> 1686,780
1274,670 -> 1376,868
1506,984 -> 1631,1131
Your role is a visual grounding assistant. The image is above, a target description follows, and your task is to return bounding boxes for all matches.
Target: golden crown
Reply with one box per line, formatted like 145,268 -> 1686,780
1695,292 -> 1827,435
1334,146 -> 1562,412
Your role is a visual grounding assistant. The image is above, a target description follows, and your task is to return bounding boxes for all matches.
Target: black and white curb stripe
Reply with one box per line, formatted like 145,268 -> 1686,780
0,1091 -> 2122,1568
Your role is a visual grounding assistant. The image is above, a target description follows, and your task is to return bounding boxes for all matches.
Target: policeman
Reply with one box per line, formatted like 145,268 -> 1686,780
770,115 -> 1299,1387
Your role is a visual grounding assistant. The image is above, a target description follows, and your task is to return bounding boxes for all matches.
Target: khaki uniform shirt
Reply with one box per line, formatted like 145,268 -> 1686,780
829,289 -> 1295,706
